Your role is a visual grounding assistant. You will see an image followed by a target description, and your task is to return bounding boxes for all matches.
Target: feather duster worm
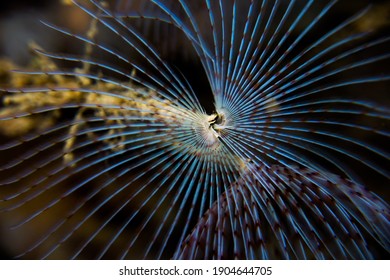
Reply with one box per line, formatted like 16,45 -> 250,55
0,0 -> 389,259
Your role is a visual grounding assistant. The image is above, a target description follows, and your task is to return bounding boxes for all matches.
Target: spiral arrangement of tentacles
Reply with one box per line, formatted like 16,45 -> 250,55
0,0 -> 389,259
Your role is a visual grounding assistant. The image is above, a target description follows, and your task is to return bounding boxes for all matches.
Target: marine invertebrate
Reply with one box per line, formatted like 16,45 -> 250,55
0,0 -> 389,259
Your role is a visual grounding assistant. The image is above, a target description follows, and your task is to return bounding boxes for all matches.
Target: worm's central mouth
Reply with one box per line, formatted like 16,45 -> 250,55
208,112 -> 226,127
207,111 -> 227,139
